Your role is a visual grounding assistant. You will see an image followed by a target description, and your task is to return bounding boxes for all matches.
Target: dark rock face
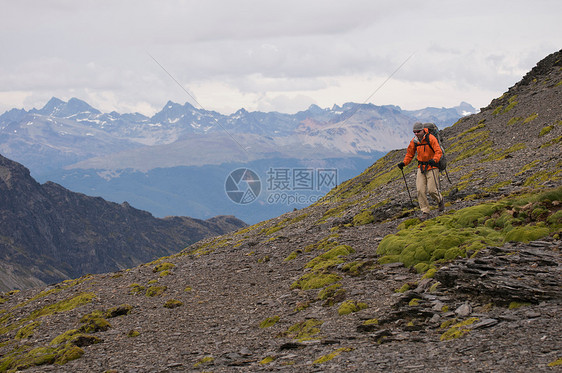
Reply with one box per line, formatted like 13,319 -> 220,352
436,244 -> 562,304
0,155 -> 246,291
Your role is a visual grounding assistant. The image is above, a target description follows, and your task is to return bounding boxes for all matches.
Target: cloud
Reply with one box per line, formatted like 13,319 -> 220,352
0,0 -> 561,116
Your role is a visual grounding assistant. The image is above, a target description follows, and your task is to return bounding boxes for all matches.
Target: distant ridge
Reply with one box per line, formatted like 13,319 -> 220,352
0,98 -> 476,172
0,153 -> 247,292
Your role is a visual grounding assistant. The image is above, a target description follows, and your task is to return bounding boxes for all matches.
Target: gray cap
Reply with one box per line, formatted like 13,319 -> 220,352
413,122 -> 424,131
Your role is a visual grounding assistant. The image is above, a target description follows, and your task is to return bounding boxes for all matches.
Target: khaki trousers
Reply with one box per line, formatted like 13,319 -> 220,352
416,168 -> 442,213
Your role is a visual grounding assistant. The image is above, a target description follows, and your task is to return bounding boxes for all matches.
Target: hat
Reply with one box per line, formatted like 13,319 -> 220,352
413,122 -> 424,131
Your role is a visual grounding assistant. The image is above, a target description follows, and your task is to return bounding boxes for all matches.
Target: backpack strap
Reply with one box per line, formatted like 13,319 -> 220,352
425,134 -> 436,153
413,134 -> 436,153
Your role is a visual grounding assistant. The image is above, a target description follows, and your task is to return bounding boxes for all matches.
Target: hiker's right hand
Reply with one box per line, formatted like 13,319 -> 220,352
397,162 -> 405,170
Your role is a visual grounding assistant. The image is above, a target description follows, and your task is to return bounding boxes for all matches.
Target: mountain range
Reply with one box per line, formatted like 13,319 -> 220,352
0,98 -> 475,224
0,50 -> 560,372
0,98 -> 474,170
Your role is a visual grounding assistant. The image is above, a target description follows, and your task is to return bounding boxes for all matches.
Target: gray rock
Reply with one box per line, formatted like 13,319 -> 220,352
432,300 -> 445,312
470,318 -> 499,329
455,303 -> 473,317
430,314 -> 441,324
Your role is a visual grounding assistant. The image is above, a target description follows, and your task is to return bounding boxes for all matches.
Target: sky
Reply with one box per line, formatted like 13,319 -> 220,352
1,0 -> 561,117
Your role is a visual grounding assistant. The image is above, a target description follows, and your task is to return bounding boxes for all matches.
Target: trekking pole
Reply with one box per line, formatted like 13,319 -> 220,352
400,168 -> 414,206
444,168 -> 452,184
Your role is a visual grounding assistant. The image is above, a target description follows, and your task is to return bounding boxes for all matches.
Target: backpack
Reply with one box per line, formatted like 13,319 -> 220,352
422,122 -> 447,172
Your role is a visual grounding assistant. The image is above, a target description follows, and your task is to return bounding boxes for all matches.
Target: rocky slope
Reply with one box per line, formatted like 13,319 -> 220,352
0,50 -> 560,372
0,155 -> 247,292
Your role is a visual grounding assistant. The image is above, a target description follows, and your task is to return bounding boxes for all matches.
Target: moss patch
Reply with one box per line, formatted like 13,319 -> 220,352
504,226 -> 550,243
540,135 -> 562,148
187,237 -> 232,257
79,311 -> 111,333
284,250 -> 300,262
524,166 -> 562,187
291,238 -> 354,292
305,234 -> 340,252
539,125 -> 554,136
259,213 -> 309,236
502,95 -> 518,113
153,262 -> 175,273
0,333 -> 91,371
507,116 -> 522,126
408,298 -> 421,306
283,319 -> 323,341
483,143 -> 526,162
338,300 -> 368,315
163,299 -> 183,309
313,347 -> 353,365
516,160 -> 540,176
523,113 -> 539,123
508,301 -> 532,309
127,329 -> 140,338
317,284 -> 345,306
29,292 -> 96,321
15,321 -> 41,340
422,268 -> 437,279
398,218 -> 421,230
440,317 -> 479,341
259,316 -> 280,328
0,346 -> 58,371
352,210 -> 375,226
291,272 -> 341,290
341,260 -> 373,276
395,283 -> 411,293
465,120 -> 486,133
129,283 -> 145,294
49,329 -> 80,346
146,286 -> 167,297
260,356 -> 276,365
377,187 -> 561,269
305,245 -> 355,271
194,356 -> 214,368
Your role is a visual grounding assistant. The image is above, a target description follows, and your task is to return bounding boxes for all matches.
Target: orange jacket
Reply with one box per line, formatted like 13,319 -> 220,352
403,128 -> 442,170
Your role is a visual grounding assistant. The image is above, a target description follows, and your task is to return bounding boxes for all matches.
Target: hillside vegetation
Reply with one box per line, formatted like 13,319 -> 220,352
0,50 -> 561,372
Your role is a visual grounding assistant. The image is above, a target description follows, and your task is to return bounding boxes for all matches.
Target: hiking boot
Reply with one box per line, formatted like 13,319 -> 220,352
420,212 -> 430,221
438,198 -> 445,212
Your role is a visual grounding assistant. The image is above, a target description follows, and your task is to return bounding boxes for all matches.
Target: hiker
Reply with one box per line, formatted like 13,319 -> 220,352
397,122 -> 444,219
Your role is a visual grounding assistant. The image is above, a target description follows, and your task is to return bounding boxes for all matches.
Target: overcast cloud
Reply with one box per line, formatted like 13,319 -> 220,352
1,0 -> 560,116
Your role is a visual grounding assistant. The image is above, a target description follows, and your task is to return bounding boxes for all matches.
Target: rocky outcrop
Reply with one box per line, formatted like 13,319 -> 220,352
436,242 -> 562,304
